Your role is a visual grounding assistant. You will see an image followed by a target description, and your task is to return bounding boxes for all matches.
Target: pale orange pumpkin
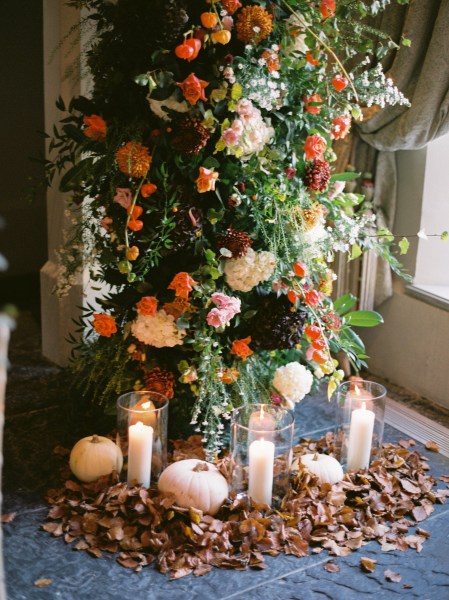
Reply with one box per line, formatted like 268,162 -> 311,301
69,435 -> 123,483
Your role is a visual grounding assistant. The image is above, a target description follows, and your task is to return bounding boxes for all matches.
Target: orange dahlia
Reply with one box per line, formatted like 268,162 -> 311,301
116,142 -> 151,178
236,6 -> 273,45
143,367 -> 176,399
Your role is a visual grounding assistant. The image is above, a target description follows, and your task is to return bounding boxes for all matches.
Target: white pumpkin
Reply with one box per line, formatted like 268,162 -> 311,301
69,435 -> 123,483
158,459 -> 228,515
292,453 -> 343,485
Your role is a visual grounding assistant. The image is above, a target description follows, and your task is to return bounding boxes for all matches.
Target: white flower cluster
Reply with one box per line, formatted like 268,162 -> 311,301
224,247 -> 276,292
131,310 -> 185,347
355,64 -> 410,108
272,362 -> 313,409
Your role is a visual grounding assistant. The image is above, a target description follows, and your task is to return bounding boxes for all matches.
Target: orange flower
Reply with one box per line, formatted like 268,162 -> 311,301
83,115 -> 107,142
201,12 -> 218,28
222,0 -> 241,15
331,114 -> 351,140
217,368 -> 240,384
136,296 -> 158,316
196,166 -> 218,193
304,134 -> 326,161
127,204 -> 144,231
176,73 -> 208,105
304,94 -> 323,115
141,183 -> 157,197
306,50 -> 320,66
231,336 -> 254,361
163,297 -> 192,319
236,5 -> 273,45
320,0 -> 336,19
116,142 -> 151,178
211,30 -> 232,45
92,313 -> 117,337
261,50 -> 280,73
168,272 -> 198,299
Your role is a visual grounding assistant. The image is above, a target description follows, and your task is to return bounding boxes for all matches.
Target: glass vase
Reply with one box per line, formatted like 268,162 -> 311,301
229,403 -> 294,508
335,380 -> 387,470
116,390 -> 169,486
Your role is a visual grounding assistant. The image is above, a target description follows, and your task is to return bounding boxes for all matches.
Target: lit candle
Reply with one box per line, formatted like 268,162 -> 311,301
346,401 -> 375,470
248,406 -> 276,442
129,397 -> 157,428
347,383 -> 374,403
248,439 -> 275,506
127,421 -> 153,487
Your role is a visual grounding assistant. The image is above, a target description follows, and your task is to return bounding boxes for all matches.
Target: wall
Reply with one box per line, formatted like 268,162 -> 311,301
0,1 -> 46,280
363,148 -> 449,409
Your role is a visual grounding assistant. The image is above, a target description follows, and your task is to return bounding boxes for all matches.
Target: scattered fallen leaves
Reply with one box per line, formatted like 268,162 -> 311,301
41,435 -> 448,580
34,579 -> 52,587
384,569 -> 401,583
360,557 -> 377,572
324,560 -> 340,573
425,441 -> 440,453
1,512 -> 17,523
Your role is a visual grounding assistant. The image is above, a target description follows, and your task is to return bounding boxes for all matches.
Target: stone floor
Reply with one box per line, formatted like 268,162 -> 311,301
3,311 -> 449,599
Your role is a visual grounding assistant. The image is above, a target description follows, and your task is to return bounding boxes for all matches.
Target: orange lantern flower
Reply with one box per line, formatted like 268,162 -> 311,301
201,12 -> 218,28
141,183 -> 157,197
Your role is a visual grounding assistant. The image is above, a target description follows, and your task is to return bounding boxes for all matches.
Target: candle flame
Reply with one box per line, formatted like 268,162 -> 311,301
141,401 -> 154,410
354,385 -> 361,396
260,406 -> 265,421
362,401 -> 366,410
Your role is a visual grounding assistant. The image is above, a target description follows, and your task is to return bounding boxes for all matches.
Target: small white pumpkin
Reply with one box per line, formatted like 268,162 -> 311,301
292,453 -> 344,485
69,435 -> 123,483
158,459 -> 228,516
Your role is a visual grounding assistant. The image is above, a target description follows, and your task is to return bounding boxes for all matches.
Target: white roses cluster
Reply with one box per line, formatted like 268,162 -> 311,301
272,362 -> 313,409
131,310 -> 185,347
224,248 -> 276,292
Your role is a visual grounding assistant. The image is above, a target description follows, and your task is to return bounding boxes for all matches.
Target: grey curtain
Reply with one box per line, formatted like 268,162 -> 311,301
353,0 -> 449,305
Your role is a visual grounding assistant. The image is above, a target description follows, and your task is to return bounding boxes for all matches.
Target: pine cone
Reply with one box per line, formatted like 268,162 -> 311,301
216,227 -> 252,258
250,294 -> 306,350
303,159 -> 331,192
171,117 -> 210,155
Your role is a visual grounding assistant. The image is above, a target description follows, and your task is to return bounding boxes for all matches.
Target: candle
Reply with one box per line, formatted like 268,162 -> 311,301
129,397 -> 157,428
248,406 -> 276,442
248,439 -> 275,506
346,401 -> 375,470
127,421 -> 153,487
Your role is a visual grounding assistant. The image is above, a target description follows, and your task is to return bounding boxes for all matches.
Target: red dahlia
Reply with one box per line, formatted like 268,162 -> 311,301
303,159 -> 331,192
216,227 -> 253,258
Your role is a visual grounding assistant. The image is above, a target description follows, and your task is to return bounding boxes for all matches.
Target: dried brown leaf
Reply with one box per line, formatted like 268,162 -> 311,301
324,561 -> 340,573
360,557 -> 377,572
1,512 -> 17,523
34,578 -> 52,587
425,440 -> 440,452
384,569 -> 402,583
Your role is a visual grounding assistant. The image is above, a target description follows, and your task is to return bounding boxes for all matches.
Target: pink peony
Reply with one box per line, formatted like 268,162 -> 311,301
222,127 -> 241,147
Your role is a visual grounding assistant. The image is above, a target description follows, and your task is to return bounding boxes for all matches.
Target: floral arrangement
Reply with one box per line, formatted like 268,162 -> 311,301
48,0 -> 411,455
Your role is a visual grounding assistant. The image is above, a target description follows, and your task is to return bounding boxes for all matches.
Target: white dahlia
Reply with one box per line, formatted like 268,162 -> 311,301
272,362 -> 313,408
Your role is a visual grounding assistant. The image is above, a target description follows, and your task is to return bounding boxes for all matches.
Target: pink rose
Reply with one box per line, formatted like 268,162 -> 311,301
114,188 -> 132,209
211,293 -> 241,319
236,98 -> 255,119
207,308 -> 229,328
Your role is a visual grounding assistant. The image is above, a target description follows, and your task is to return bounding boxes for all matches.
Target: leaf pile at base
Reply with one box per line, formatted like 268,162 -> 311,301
43,435 -> 449,579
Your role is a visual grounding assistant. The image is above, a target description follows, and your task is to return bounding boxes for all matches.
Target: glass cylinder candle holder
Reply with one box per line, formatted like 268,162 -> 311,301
335,380 -> 387,470
230,404 -> 294,508
117,391 -> 169,487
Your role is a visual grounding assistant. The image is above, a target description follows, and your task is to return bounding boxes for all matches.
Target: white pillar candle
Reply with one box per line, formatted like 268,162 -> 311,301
248,439 -> 275,506
346,401 -> 375,470
127,421 -> 153,487
248,406 -> 276,442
